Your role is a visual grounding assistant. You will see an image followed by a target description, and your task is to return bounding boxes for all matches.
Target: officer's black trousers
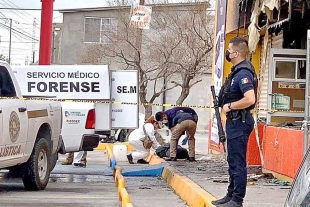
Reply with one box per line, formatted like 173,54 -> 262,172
226,135 -> 249,203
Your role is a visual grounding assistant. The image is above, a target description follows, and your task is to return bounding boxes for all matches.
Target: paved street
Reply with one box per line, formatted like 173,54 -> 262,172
0,151 -> 187,207
169,154 -> 290,207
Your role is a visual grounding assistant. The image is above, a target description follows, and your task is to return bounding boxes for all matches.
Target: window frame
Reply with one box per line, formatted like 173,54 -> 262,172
84,17 -> 117,44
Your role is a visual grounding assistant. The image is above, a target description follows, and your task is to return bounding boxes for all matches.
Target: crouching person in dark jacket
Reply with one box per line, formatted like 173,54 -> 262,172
167,110 -> 197,162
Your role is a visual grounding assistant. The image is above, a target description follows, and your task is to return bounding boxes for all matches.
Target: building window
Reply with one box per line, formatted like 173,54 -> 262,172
84,17 -> 117,44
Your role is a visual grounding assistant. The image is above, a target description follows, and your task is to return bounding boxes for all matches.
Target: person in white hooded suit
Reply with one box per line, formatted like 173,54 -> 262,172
127,116 -> 161,164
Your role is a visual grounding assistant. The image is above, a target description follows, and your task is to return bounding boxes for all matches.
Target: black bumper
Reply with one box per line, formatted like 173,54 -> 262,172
80,134 -> 100,151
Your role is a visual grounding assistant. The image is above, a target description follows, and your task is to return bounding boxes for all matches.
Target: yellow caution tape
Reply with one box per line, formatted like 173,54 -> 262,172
0,96 -> 211,109
0,96 -> 305,112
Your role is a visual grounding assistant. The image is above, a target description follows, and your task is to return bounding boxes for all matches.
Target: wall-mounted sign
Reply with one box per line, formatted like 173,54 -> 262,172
130,5 -> 152,29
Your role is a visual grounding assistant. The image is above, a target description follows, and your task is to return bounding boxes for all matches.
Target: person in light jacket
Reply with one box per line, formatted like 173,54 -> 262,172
126,116 -> 161,164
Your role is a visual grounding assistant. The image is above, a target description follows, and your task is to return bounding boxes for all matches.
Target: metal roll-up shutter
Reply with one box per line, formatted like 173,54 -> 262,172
257,32 -> 283,119
271,31 -> 283,49
257,37 -> 270,119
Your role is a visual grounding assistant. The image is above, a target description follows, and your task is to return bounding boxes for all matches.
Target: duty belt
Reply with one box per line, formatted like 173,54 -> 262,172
228,109 -> 249,123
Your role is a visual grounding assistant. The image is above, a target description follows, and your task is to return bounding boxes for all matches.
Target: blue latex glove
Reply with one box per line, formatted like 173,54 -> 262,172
181,137 -> 188,145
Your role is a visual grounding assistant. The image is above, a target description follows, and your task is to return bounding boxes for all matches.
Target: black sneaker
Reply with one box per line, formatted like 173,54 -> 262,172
127,154 -> 134,164
211,195 -> 232,205
216,200 -> 243,207
73,163 -> 86,168
137,159 -> 149,164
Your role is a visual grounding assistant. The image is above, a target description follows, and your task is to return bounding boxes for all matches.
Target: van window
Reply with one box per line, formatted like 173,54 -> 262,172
0,66 -> 16,97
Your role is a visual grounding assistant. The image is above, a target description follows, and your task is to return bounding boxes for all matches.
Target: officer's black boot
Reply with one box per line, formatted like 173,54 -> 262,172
211,189 -> 233,205
216,200 -> 243,207
211,195 -> 232,205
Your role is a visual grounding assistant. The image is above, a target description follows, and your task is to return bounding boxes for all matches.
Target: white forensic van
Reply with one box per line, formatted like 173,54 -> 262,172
13,65 -> 139,162
12,65 -> 110,157
0,61 -> 63,190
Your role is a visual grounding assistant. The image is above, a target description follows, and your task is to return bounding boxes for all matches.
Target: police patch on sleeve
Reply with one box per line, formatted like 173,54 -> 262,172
241,77 -> 249,84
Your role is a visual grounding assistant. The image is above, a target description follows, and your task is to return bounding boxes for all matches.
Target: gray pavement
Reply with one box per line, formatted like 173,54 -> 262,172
126,177 -> 188,207
158,130 -> 290,206
169,154 -> 290,207
0,151 -> 188,207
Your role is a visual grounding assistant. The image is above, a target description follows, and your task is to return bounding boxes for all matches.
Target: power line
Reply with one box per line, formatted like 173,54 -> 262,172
0,7 -> 58,11
4,0 -> 34,20
0,1 -> 41,31
0,41 -> 33,43
0,2 -> 31,23
0,22 -> 39,41
0,11 -> 5,18
8,29 -> 32,49
0,7 -> 37,39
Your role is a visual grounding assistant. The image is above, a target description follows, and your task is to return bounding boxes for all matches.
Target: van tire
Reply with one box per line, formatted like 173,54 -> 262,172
22,138 -> 51,191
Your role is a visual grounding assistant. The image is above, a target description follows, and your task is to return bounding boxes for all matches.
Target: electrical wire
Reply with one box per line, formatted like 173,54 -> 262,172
0,1 -> 41,31
2,0 -> 33,22
0,18 -> 37,39
0,22 -> 39,41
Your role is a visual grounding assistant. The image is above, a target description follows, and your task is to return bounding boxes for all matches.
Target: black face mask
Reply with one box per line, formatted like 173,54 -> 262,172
225,50 -> 232,62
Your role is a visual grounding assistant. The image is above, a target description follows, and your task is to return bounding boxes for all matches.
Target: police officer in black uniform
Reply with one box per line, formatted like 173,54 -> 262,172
211,37 -> 257,207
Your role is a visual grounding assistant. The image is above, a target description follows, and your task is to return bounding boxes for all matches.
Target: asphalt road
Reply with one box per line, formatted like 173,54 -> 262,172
0,151 -> 188,207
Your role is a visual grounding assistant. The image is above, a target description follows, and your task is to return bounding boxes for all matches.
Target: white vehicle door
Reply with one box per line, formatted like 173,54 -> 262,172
0,65 -> 28,162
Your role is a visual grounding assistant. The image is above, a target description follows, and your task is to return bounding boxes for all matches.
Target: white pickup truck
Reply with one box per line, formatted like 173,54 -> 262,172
0,61 -> 63,190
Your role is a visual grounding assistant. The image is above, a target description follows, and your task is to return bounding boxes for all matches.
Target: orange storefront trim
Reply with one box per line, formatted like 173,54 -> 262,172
262,126 -> 303,179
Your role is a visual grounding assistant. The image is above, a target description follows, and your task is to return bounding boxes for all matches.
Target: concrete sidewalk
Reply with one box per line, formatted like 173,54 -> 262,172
169,154 -> 290,207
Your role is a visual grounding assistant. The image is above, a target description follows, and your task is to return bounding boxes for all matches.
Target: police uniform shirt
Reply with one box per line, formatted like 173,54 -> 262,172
226,61 -> 255,139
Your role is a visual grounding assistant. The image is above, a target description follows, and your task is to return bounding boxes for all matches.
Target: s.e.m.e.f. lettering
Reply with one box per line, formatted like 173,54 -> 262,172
117,86 -> 137,93
28,82 -> 100,93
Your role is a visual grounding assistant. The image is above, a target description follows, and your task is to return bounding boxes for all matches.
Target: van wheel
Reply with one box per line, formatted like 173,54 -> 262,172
22,138 -> 50,191
50,153 -> 58,172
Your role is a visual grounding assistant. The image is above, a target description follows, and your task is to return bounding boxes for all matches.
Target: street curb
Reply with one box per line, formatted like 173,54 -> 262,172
161,166 -> 216,207
113,166 -> 133,207
106,143 -> 216,207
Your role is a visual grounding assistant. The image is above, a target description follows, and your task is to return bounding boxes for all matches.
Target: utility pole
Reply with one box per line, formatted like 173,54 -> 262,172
0,18 -> 12,64
8,18 -> 12,64
31,18 -> 37,64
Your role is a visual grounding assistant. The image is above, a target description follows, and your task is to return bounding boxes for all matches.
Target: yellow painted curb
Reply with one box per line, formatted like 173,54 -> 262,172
112,166 -> 134,207
95,142 -> 135,151
106,144 -> 114,163
145,152 -> 165,165
162,166 -> 216,207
